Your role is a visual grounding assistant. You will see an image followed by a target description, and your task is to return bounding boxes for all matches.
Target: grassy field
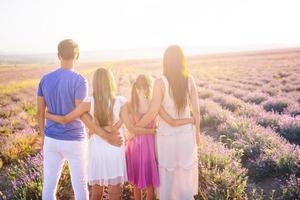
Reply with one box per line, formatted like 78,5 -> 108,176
0,48 -> 300,199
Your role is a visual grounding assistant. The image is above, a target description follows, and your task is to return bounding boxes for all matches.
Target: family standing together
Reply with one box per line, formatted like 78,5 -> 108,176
37,39 -> 200,200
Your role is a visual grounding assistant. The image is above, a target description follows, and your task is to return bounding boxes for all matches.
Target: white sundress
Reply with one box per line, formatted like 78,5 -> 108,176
156,75 -> 198,200
84,95 -> 128,186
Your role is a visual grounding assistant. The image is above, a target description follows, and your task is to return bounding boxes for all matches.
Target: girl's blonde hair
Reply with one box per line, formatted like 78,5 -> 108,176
93,68 -> 117,126
131,74 -> 153,113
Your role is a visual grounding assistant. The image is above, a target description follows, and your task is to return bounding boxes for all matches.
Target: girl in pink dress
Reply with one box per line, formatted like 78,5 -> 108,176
122,74 -> 194,200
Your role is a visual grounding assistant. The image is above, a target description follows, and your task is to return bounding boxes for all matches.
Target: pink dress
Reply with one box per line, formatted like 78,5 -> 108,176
125,114 -> 160,189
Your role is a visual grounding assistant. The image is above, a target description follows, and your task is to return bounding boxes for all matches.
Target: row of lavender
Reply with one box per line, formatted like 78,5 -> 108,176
0,67 -> 251,199
198,77 -> 300,145
194,64 -> 300,198
199,99 -> 300,199
1,61 -> 300,199
0,130 -> 251,199
204,75 -> 300,116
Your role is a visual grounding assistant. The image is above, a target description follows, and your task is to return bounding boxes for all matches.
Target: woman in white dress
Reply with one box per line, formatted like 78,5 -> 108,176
46,68 -> 126,199
135,45 -> 200,200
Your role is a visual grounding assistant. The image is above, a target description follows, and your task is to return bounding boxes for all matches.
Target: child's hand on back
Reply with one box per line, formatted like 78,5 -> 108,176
108,134 -> 123,147
151,128 -> 157,135
152,123 -> 158,134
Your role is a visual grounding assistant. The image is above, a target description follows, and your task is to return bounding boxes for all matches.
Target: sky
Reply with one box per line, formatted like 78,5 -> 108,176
0,0 -> 300,54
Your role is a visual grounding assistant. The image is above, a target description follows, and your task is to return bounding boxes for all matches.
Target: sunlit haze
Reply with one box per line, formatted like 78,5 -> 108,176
1,0 -> 300,55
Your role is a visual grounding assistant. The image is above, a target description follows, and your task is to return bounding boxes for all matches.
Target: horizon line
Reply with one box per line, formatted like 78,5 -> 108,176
1,45 -> 300,65
1,43 -> 300,56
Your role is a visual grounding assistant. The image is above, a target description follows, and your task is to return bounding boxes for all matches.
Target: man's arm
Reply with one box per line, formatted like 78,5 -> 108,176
37,96 -> 46,146
75,100 -> 122,147
46,102 -> 90,124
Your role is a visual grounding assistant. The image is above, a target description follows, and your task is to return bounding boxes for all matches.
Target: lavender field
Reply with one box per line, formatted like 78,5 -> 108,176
1,48 -> 300,199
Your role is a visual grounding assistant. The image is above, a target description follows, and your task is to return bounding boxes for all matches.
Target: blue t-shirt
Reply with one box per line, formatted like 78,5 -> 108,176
37,68 -> 88,141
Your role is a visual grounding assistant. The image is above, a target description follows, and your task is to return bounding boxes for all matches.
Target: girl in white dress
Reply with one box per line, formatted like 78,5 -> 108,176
135,46 -> 200,200
46,68 -> 133,199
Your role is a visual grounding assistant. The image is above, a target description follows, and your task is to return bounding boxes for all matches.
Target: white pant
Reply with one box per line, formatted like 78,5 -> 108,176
42,136 -> 89,200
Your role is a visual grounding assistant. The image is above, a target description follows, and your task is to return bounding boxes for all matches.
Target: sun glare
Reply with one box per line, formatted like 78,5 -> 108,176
0,0 -> 300,54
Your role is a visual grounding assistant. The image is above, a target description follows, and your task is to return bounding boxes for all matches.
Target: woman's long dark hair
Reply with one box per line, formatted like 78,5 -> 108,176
163,45 -> 189,115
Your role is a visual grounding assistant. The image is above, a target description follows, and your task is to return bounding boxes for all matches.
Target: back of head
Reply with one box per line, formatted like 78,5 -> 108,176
57,39 -> 79,60
163,45 -> 189,115
93,68 -> 117,126
131,74 -> 153,113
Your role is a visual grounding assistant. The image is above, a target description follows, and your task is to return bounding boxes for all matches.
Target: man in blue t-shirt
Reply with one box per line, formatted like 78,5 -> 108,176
37,39 -> 121,200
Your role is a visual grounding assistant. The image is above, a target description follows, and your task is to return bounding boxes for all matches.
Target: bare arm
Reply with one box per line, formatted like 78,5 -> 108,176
135,79 -> 164,127
120,104 -> 156,135
75,100 -> 122,147
189,77 -> 201,145
45,100 -> 116,142
37,96 -> 46,147
79,113 -> 112,141
159,107 -> 194,127
37,96 -> 46,135
45,112 -> 65,124
112,120 -> 123,132
102,120 -> 123,133
46,102 -> 90,124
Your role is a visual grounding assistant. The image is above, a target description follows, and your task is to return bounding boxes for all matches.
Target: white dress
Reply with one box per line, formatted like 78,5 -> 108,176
85,95 -> 128,186
156,76 -> 198,200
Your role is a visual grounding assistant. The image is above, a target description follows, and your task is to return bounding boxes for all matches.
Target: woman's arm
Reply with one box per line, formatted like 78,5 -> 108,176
102,120 -> 123,133
74,100 -> 122,146
80,113 -> 123,147
159,107 -> 194,127
135,79 -> 164,127
120,104 -> 156,135
45,112 -> 65,124
112,120 -> 123,132
46,102 -> 90,124
189,76 -> 201,145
